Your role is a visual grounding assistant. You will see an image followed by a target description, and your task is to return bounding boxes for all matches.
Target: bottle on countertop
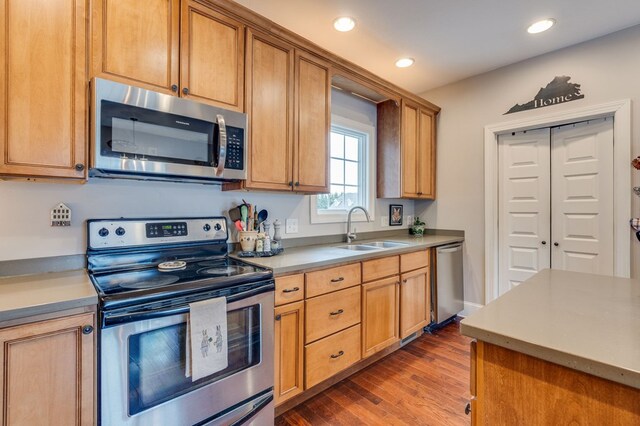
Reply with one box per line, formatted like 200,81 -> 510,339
273,219 -> 282,242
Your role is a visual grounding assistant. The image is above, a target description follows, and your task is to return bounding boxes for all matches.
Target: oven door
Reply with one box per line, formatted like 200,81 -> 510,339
99,286 -> 274,426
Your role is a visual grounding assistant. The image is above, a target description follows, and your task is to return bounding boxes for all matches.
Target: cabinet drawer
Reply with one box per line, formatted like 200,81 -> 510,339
305,286 -> 360,343
362,256 -> 399,282
305,263 -> 361,298
275,274 -> 304,306
400,249 -> 430,272
305,324 -> 361,388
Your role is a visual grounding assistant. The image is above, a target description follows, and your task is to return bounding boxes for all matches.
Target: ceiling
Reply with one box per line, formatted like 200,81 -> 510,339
234,0 -> 640,94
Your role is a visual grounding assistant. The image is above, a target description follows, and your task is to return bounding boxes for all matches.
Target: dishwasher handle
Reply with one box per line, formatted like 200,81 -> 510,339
437,244 -> 462,254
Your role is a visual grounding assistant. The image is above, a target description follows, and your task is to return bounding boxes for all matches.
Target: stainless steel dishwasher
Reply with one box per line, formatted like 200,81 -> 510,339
431,243 -> 464,327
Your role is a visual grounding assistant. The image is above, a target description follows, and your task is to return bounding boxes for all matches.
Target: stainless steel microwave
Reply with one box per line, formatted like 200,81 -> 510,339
90,78 -> 247,183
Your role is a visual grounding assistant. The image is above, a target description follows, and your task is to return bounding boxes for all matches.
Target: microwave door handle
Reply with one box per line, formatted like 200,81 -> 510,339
215,114 -> 227,177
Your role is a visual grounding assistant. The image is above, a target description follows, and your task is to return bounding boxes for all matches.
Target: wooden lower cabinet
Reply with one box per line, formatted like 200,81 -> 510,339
471,341 -> 640,425
399,266 -> 430,338
305,324 -> 361,388
361,276 -> 399,358
274,301 -> 305,406
305,286 -> 360,343
0,312 -> 95,425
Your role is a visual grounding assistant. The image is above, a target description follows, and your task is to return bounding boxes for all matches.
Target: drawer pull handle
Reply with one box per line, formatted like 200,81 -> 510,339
330,277 -> 344,283
329,309 -> 344,316
465,402 -> 471,415
282,287 -> 300,293
330,350 -> 345,359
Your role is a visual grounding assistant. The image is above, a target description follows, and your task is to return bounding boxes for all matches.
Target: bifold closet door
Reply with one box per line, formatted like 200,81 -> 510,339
550,118 -> 614,275
498,128 -> 551,295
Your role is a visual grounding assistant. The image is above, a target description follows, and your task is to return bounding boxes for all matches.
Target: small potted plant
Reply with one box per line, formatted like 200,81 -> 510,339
410,216 -> 426,236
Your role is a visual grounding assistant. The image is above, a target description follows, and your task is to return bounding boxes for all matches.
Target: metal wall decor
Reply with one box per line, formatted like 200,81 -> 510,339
505,76 -> 584,115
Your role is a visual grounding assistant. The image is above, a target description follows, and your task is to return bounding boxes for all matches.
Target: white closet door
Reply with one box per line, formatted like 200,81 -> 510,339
551,118 -> 614,275
498,128 -> 551,295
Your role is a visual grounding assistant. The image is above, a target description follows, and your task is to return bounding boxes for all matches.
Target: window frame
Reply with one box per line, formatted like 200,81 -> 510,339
310,115 -> 376,224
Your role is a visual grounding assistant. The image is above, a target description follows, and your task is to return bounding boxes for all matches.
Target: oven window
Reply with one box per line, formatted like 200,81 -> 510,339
100,100 -> 214,166
127,305 -> 260,415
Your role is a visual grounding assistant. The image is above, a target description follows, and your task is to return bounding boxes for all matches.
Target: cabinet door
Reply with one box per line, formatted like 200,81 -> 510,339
401,101 -> 419,197
245,29 -> 294,191
274,301 -> 304,406
418,109 -> 436,199
0,312 -> 95,425
362,276 -> 400,358
0,0 -> 87,179
180,1 -> 244,110
91,0 -> 180,93
294,51 -> 330,192
400,266 -> 430,338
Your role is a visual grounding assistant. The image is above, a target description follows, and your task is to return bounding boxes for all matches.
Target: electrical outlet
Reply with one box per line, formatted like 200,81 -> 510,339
51,203 -> 71,227
407,215 -> 413,225
381,215 -> 388,226
285,218 -> 298,234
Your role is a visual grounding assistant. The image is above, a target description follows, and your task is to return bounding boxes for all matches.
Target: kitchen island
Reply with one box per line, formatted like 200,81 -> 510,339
461,269 -> 640,424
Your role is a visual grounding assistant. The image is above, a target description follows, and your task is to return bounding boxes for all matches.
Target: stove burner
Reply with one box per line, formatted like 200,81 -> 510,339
198,266 -> 248,276
102,270 -> 181,290
158,260 -> 187,271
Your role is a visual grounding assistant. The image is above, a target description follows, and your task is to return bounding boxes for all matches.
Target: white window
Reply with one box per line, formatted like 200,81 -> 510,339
310,115 -> 375,224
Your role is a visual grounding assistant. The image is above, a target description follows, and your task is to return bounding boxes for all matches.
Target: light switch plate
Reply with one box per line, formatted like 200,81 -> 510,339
51,203 -> 71,227
407,215 -> 413,226
285,218 -> 298,234
381,216 -> 388,226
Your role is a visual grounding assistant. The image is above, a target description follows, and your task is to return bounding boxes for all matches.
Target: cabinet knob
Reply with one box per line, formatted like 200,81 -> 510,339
275,314 -> 281,321
330,350 -> 345,359
294,182 -> 300,187
554,242 -> 559,247
74,163 -> 85,172
282,287 -> 300,293
465,402 -> 471,415
82,325 -> 94,335
288,181 -> 293,187
182,87 -> 189,95
541,241 -> 547,245
171,84 -> 178,93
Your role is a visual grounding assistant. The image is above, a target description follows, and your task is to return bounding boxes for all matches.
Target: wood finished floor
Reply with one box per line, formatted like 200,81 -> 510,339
275,320 -> 472,426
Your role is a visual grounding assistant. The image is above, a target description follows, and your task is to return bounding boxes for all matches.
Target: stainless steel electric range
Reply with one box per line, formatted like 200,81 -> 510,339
86,217 -> 275,426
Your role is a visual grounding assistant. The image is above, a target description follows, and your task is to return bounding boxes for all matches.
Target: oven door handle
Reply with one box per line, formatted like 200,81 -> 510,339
214,114 -> 227,177
229,392 -> 273,426
102,283 -> 274,327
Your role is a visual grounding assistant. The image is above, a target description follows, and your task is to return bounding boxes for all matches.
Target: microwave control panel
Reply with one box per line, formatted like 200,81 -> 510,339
224,127 -> 244,170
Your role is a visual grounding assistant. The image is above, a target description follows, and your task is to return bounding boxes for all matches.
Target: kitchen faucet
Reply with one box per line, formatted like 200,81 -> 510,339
346,206 -> 371,243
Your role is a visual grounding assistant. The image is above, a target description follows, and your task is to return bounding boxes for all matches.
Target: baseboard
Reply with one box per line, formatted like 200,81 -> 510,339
458,301 -> 483,317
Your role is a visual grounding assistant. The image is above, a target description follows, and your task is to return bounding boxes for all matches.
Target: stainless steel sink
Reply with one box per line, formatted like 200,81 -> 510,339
361,241 -> 409,248
336,244 -> 381,251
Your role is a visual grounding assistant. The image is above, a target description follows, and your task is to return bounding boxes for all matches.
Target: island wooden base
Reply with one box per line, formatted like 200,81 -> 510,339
471,341 -> 640,425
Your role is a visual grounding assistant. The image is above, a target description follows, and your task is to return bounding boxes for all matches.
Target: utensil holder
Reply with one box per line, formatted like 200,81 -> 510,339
239,231 -> 258,252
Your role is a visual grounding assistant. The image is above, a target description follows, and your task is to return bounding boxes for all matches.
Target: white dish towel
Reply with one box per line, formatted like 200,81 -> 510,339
185,297 -> 228,381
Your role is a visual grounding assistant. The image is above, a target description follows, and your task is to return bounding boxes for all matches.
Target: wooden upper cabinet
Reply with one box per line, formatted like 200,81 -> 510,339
377,98 -> 437,199
294,51 -> 330,192
180,0 -> 244,110
245,29 -> 295,191
0,312 -> 95,425
91,0 -> 180,93
0,0 -> 87,179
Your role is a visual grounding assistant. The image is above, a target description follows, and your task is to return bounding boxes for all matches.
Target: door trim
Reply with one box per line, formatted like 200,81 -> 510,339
484,99 -> 631,304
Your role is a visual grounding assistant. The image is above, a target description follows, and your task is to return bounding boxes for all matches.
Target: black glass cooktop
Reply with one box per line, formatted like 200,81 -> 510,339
90,257 -> 272,307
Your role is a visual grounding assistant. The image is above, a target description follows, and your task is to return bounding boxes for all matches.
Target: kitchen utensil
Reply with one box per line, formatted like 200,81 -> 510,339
228,207 -> 242,222
240,205 -> 248,230
257,210 -> 268,230
234,220 -> 243,232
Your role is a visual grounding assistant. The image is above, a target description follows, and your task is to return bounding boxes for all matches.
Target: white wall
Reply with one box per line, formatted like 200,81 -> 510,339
418,24 -> 640,306
0,89 -> 413,262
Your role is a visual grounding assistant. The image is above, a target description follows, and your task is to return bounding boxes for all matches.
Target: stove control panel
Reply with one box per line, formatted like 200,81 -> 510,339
88,217 -> 228,249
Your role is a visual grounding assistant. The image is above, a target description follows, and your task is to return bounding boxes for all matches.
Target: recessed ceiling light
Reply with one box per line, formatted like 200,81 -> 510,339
527,18 -> 556,34
395,58 -> 415,68
333,17 -> 356,32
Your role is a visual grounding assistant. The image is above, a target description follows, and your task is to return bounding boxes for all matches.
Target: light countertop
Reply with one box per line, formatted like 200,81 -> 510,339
461,269 -> 640,389
232,234 -> 464,275
0,269 -> 98,324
